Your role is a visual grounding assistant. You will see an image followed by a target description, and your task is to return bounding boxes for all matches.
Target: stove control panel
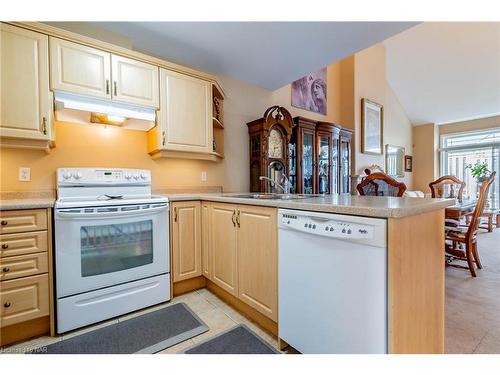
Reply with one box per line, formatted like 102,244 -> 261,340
57,168 -> 151,185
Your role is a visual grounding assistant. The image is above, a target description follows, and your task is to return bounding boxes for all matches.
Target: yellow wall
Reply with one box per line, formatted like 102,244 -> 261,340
0,74 -> 272,193
439,115 -> 500,135
412,123 -> 439,192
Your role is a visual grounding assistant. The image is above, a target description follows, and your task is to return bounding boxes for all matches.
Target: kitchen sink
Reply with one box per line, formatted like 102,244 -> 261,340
232,194 -> 310,200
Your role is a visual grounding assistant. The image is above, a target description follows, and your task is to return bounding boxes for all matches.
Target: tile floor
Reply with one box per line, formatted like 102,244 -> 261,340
1,287 -> 280,354
445,228 -> 500,354
3,228 -> 499,354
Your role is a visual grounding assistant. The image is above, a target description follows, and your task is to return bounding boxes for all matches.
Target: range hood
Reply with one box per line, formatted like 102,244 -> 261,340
54,92 -> 156,131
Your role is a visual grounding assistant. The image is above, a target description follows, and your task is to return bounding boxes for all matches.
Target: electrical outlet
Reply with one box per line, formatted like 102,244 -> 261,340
201,171 -> 207,182
19,167 -> 31,182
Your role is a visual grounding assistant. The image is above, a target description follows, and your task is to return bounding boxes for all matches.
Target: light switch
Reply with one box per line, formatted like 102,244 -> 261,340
19,167 -> 31,181
201,171 -> 207,182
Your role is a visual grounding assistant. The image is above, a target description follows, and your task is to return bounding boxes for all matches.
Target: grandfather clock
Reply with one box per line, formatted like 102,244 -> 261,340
246,106 -> 294,192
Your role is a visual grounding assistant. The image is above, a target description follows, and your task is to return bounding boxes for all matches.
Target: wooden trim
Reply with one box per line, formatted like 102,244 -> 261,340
0,316 -> 50,348
0,137 -> 51,151
149,149 -> 223,162
387,210 -> 445,354
172,276 -> 207,297
6,22 -> 223,89
46,208 -> 55,337
207,280 -> 278,337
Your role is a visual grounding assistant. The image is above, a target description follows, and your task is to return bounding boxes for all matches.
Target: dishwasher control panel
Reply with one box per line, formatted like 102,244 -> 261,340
280,211 -> 377,240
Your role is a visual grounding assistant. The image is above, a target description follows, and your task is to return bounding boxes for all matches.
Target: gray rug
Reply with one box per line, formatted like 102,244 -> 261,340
184,324 -> 279,354
30,303 -> 208,354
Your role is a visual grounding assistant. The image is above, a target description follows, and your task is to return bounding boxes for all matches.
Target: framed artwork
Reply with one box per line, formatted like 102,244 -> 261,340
291,67 -> 327,115
361,98 -> 383,154
405,155 -> 413,172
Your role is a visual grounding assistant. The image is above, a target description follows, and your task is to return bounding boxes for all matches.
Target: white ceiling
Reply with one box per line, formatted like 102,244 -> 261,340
384,22 -> 500,126
47,22 -> 416,90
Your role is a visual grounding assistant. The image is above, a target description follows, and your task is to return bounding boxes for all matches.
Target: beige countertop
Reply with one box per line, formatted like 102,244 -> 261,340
0,193 -> 454,218
0,198 -> 55,211
164,193 -> 454,218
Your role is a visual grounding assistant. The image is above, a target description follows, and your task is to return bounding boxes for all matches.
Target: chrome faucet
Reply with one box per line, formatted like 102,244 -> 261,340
259,175 -> 292,194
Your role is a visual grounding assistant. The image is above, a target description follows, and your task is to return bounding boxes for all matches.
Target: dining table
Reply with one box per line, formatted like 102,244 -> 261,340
445,198 -> 477,220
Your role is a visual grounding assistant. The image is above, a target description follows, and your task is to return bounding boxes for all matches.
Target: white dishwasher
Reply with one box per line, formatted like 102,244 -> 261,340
278,208 -> 388,354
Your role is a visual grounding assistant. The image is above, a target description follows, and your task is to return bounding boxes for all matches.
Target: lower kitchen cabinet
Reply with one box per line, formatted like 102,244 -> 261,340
201,202 -> 211,279
207,202 -> 278,322
209,202 -> 239,296
0,208 -> 54,347
170,201 -> 202,282
237,205 -> 277,321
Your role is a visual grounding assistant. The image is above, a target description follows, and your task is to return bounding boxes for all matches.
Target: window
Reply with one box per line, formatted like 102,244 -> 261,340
440,128 -> 500,209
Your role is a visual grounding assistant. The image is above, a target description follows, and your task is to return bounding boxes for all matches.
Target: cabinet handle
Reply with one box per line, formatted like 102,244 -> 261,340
4,302 -> 11,308
113,81 -> 117,96
1,244 -> 8,249
1,221 -> 7,226
106,80 -> 110,95
42,117 -> 47,135
162,131 -> 166,146
2,267 -> 10,273
174,207 -> 178,222
231,210 -> 236,227
236,210 -> 241,228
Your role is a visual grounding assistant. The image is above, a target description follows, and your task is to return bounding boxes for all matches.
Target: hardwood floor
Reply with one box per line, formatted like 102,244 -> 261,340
445,228 -> 500,353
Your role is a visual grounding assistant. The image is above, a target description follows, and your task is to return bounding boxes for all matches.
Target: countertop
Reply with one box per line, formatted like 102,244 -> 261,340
164,193 -> 454,218
0,193 -> 454,218
0,198 -> 55,210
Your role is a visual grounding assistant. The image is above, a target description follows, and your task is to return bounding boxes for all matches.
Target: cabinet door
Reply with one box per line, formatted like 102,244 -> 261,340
301,128 -> 316,194
159,68 -> 212,153
201,202 -> 211,280
171,201 -> 201,282
237,205 -> 278,321
0,24 -> 51,140
111,55 -> 159,108
210,203 -> 238,296
317,132 -> 332,195
339,136 -> 351,194
50,37 -> 111,99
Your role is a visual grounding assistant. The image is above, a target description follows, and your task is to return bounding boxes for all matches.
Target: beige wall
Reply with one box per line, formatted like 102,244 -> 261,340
439,115 -> 500,135
385,83 -> 413,188
0,74 -> 271,193
412,123 -> 439,192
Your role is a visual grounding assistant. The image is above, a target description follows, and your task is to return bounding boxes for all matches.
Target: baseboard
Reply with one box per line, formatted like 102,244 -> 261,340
0,316 -> 50,348
206,280 -> 278,337
173,276 -> 207,296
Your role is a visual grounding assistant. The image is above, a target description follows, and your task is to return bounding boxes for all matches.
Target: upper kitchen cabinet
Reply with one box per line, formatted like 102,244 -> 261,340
50,37 -> 111,99
148,69 -> 218,160
0,23 -> 53,149
50,38 -> 159,108
111,55 -> 159,108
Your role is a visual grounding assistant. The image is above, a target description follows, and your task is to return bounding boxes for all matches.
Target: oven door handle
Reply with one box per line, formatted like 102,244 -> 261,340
56,205 -> 167,219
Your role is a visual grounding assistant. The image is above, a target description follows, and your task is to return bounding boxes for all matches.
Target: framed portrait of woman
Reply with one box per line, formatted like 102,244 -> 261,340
291,68 -> 327,115
361,98 -> 383,155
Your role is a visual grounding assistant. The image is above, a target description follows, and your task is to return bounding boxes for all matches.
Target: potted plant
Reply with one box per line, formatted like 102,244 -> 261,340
466,161 -> 490,182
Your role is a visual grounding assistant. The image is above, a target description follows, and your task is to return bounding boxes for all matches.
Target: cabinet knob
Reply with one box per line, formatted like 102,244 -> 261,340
3,267 -> 10,273
1,244 -> 8,249
4,302 -> 11,308
1,220 -> 7,226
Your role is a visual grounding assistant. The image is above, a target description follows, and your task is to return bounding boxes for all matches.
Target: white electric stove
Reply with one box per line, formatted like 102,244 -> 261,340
54,168 -> 170,333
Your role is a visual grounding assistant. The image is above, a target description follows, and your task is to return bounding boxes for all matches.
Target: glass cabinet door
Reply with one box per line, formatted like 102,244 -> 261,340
317,134 -> 331,194
340,138 -> 351,193
302,131 -> 314,194
332,137 -> 339,194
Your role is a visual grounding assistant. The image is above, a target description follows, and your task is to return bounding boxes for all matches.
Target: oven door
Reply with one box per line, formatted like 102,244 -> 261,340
55,203 -> 169,298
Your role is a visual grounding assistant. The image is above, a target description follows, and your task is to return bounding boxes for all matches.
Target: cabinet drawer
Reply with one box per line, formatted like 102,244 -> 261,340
0,231 -> 48,258
0,252 -> 48,281
0,209 -> 47,234
1,274 -> 49,327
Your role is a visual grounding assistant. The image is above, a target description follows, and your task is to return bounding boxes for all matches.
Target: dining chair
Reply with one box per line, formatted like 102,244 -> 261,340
429,175 -> 465,201
445,172 -> 496,277
356,172 -> 407,197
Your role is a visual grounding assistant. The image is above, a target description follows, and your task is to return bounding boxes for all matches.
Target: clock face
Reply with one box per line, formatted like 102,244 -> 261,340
268,128 -> 283,159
